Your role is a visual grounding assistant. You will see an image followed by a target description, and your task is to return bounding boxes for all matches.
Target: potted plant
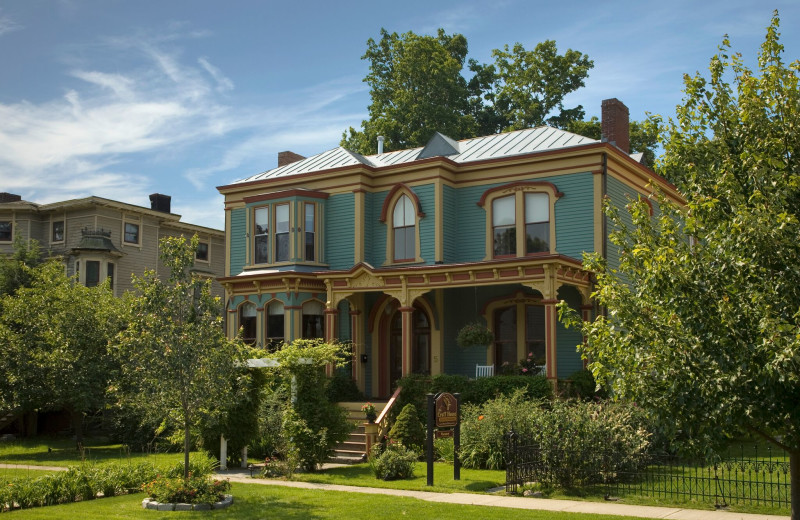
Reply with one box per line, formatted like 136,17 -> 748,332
361,402 -> 378,423
456,321 -> 494,348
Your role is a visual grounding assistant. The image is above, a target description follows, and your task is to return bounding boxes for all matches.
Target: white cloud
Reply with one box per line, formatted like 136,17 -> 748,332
198,57 -> 234,92
0,9 -> 21,36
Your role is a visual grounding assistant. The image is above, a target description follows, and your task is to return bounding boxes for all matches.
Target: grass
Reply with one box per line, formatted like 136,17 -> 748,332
0,482 -> 653,519
0,438 -> 186,468
290,461 -> 506,494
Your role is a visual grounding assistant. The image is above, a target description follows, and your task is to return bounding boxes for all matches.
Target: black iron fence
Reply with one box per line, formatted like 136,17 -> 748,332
504,430 -> 791,509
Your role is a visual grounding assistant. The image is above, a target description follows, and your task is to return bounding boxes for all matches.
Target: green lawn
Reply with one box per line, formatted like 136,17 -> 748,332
1,482 -> 652,520
290,462 -> 506,494
0,438 -> 186,468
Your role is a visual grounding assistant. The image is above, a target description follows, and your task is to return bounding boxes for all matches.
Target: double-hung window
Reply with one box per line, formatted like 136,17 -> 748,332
482,183 -> 558,259
0,221 -> 12,242
275,204 -> 290,262
304,203 -> 316,261
524,193 -> 549,254
52,221 -> 64,243
254,207 -> 270,264
124,222 -> 140,245
492,196 -> 516,257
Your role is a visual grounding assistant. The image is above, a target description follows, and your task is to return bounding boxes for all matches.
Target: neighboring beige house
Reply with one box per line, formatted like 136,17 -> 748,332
0,192 -> 225,299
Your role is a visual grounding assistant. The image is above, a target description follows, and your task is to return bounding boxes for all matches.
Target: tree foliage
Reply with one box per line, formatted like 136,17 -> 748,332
567,116 -> 661,167
264,339 -> 352,471
0,235 -> 43,297
0,258 -> 123,443
469,41 -> 593,135
559,12 -> 800,516
342,30 -> 593,154
115,235 -> 248,478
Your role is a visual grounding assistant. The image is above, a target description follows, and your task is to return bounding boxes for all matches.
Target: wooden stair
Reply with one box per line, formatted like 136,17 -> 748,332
330,401 -> 388,464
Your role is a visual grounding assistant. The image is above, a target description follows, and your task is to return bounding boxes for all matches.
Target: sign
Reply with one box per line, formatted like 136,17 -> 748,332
435,429 -> 453,439
435,392 -> 458,428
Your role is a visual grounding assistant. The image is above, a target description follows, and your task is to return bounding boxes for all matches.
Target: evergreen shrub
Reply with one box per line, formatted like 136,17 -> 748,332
388,404 -> 425,452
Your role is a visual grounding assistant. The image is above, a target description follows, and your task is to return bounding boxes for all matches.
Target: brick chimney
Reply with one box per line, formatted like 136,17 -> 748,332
0,193 -> 22,203
149,193 -> 171,213
278,151 -> 305,167
601,98 -> 630,154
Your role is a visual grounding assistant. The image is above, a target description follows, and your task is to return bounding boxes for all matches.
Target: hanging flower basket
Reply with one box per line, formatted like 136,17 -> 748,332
456,322 -> 494,348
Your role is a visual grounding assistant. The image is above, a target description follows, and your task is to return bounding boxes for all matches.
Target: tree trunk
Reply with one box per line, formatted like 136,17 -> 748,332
184,418 -> 191,479
72,409 -> 84,449
791,449 -> 799,520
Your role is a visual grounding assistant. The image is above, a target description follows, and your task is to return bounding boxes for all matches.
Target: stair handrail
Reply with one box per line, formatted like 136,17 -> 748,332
375,386 -> 402,440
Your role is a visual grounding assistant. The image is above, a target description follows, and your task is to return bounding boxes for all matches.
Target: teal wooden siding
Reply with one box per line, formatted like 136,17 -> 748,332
325,193 -> 355,270
229,208 -> 247,275
412,184 -> 435,264
366,191 -> 387,266
443,185 -> 457,262
553,172 -> 595,260
605,176 -> 636,278
454,183 -> 497,263
556,285 -> 585,378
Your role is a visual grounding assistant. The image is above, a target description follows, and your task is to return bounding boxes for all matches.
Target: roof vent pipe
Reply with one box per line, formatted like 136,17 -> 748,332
377,136 -> 384,154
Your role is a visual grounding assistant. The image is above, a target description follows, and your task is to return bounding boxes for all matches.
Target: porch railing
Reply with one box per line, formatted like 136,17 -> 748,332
375,386 -> 402,441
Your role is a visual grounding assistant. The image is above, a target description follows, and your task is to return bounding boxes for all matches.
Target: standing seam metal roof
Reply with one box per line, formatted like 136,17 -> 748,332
233,126 -> 598,184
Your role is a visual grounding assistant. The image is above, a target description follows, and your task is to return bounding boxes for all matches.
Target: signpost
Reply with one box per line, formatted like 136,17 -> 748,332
426,392 -> 460,486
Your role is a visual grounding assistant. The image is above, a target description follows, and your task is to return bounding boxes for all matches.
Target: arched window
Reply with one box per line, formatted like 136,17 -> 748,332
302,300 -> 324,339
266,301 -> 285,350
239,302 -> 258,345
392,194 -> 415,261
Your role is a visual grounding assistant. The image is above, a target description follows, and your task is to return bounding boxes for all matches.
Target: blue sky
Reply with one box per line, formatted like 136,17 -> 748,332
1,0 -> 798,230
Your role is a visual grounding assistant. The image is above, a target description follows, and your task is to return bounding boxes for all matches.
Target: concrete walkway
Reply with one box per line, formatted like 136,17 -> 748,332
0,463 -> 66,472
216,467 -> 790,520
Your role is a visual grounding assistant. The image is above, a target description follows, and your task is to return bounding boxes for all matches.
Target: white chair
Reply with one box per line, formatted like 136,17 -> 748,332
475,364 -> 494,378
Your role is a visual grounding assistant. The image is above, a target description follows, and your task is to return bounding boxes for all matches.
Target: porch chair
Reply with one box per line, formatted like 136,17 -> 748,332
475,364 -> 494,378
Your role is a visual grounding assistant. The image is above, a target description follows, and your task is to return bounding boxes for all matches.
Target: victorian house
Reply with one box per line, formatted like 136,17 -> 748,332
216,99 -> 681,398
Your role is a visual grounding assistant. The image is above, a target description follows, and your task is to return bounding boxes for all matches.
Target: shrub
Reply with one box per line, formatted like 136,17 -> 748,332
326,371 -> 364,402
559,369 -> 604,400
249,382 -> 288,460
392,374 -> 432,424
142,473 -> 230,504
388,404 -> 425,452
460,390 -> 539,469
0,461 -> 160,512
368,442 -> 418,480
465,375 -> 552,403
164,452 -> 218,479
430,374 -> 470,396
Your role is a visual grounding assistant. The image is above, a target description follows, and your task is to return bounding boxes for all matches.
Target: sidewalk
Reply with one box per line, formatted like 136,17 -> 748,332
217,467 -> 790,520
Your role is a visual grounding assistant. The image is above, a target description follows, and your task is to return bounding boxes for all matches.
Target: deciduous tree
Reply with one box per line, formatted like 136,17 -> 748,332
560,12 -> 800,517
0,259 -> 123,444
116,235 -> 248,478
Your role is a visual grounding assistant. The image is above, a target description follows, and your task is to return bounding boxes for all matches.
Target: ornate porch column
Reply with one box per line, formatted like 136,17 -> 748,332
350,307 -> 363,391
399,306 -> 415,377
324,307 -> 339,342
542,298 -> 559,382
